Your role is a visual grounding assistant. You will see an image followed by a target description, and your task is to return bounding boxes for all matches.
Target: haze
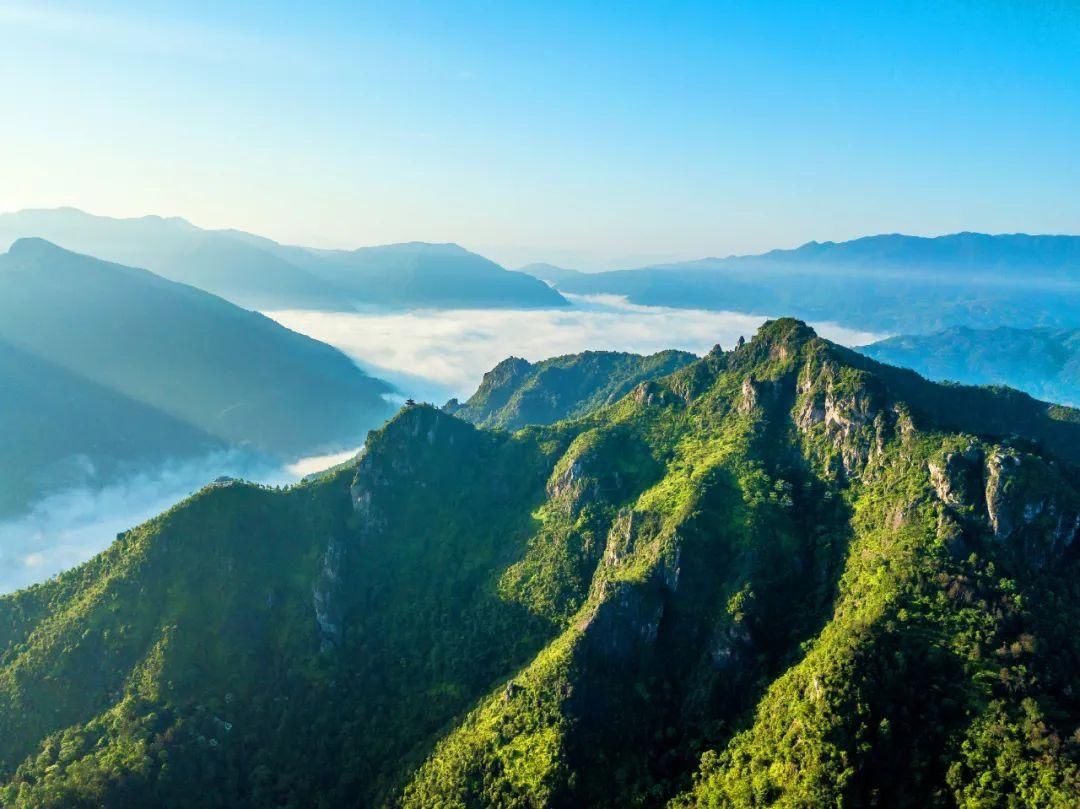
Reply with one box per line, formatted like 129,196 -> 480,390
3,1 -> 1080,269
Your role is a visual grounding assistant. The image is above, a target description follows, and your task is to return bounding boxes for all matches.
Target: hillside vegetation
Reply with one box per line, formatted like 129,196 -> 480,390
1,320 -> 1079,807
445,349 -> 697,430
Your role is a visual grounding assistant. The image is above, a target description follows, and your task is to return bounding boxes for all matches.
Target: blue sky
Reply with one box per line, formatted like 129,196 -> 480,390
1,1 -> 1078,269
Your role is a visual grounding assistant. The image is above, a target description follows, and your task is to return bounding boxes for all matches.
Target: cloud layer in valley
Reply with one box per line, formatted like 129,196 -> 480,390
266,295 -> 885,402
1,296 -> 880,595
0,447 -> 361,594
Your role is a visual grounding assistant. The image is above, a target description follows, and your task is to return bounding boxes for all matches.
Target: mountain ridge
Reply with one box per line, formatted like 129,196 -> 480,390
549,233 -> 1080,332
0,238 -> 394,516
0,208 -> 569,311
1,319 -> 1079,806
861,325 -> 1080,408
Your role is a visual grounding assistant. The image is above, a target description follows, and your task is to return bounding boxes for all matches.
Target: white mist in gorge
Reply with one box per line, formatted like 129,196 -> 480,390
0,448 -> 362,594
0,296 -> 882,594
265,295 -> 886,401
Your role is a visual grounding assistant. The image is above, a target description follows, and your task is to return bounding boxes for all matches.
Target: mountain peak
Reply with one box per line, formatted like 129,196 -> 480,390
5,236 -> 69,259
751,317 -> 818,347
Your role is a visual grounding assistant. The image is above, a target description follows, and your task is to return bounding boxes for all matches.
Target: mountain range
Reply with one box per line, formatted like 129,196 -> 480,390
0,208 -> 568,311
1,319 -> 1078,807
444,349 -> 697,430
0,238 -> 393,515
539,233 -> 1080,332
861,325 -> 1080,408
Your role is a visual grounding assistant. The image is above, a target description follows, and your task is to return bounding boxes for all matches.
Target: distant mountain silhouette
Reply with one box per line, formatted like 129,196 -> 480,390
666,232 -> 1080,275
0,208 -> 568,311
550,232 -> 1080,331
518,262 -> 585,285
861,324 -> 1080,407
0,238 -> 395,514
0,338 -> 222,516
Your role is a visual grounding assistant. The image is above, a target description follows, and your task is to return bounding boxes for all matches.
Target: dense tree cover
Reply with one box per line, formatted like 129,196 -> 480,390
0,238 -> 394,514
2,319 -> 1079,807
445,349 -> 697,430
0,208 -> 567,311
861,325 -> 1080,407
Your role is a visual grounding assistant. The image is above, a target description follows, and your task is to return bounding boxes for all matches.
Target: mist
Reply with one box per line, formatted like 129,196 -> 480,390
1,295 -> 883,595
266,295 -> 885,402
0,446 -> 361,595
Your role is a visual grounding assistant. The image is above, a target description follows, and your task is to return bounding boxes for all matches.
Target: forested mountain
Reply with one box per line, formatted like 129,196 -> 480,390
2,319 -> 1079,807
861,325 -> 1080,407
0,208 -> 568,310
551,233 -> 1080,332
445,349 -> 697,430
0,238 -> 392,514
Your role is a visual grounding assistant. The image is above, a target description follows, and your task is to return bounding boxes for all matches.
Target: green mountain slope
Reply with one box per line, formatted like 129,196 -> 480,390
861,325 -> 1080,407
444,349 -> 697,430
551,233 -> 1080,332
2,320 -> 1079,808
0,238 -> 394,514
0,208 -> 568,311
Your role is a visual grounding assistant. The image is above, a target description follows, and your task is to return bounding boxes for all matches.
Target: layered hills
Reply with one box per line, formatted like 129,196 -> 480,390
0,239 -> 393,514
1,319 -> 1079,807
0,208 -> 567,311
544,233 -> 1080,332
862,325 -> 1080,407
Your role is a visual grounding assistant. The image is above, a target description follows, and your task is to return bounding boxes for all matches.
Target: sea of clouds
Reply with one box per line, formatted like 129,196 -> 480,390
0,447 -> 362,594
1,295 -> 883,594
266,294 -> 884,402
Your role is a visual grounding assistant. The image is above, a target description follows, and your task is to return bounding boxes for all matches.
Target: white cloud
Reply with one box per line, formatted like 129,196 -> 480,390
0,297 -> 884,595
265,295 -> 886,401
0,448 -> 353,595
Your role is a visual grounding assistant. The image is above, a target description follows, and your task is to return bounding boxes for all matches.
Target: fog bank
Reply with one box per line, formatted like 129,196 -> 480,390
0,447 -> 361,595
266,295 -> 885,401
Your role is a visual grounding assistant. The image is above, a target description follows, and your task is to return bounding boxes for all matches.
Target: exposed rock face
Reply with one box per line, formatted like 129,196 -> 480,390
632,380 -> 671,407
709,619 -> 753,671
581,579 -> 665,660
545,429 -> 636,508
738,375 -> 788,415
313,537 -> 344,652
982,449 -> 1080,566
925,443 -> 1080,567
928,447 -> 985,509
548,459 -> 590,503
795,365 -> 895,478
984,450 -> 1020,540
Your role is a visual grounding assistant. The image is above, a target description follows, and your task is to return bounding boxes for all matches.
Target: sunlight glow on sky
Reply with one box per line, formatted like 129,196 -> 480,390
2,1 -> 1078,268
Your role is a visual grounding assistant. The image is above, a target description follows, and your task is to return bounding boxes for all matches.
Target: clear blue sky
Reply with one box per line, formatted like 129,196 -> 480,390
2,0 -> 1078,269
